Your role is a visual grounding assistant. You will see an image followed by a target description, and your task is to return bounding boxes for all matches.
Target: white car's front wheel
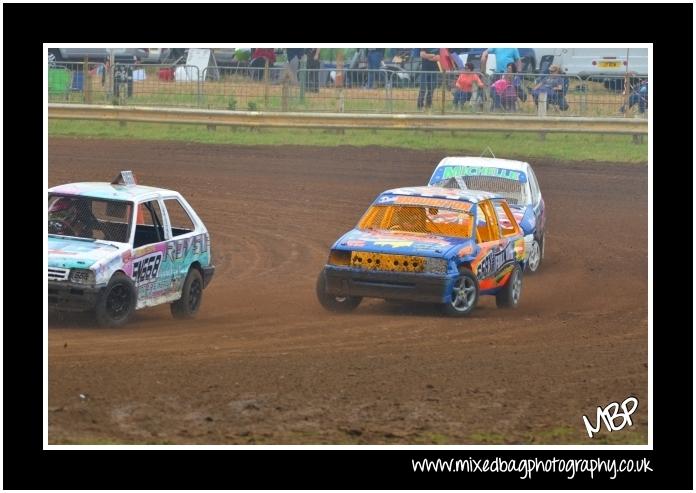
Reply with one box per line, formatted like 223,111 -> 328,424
95,272 -> 137,327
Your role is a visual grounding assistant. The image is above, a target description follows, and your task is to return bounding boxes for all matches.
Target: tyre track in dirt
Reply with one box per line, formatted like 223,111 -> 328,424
48,139 -> 648,444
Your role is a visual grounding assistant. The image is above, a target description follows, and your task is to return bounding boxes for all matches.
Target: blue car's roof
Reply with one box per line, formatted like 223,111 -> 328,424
48,182 -> 179,202
379,186 -> 499,205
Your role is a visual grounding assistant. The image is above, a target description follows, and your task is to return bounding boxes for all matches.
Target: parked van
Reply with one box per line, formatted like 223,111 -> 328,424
532,48 -> 648,78
48,48 -> 173,64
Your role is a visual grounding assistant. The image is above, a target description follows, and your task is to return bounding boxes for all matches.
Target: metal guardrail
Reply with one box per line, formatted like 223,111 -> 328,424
48,103 -> 648,134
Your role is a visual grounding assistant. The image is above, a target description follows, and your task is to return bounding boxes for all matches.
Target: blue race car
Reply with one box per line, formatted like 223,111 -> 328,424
317,186 -> 526,316
428,156 -> 547,273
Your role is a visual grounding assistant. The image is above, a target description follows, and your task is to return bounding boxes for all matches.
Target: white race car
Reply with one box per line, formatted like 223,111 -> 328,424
48,171 -> 215,326
428,156 -> 547,273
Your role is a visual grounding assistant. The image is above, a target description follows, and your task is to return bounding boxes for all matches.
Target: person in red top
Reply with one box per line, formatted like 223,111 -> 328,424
250,48 -> 277,79
453,62 -> 485,109
251,48 -> 276,64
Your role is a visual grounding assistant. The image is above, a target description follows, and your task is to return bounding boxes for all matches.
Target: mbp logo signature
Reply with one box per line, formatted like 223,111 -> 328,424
582,396 -> 639,438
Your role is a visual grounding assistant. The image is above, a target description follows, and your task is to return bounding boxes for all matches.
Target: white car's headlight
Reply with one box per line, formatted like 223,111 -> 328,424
424,258 -> 448,274
69,269 -> 96,285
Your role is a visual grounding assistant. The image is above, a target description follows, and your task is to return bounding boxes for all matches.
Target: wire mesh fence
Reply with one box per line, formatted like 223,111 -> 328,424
47,62 -> 647,119
48,194 -> 133,243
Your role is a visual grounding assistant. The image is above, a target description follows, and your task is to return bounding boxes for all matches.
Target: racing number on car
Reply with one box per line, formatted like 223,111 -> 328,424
132,252 -> 163,286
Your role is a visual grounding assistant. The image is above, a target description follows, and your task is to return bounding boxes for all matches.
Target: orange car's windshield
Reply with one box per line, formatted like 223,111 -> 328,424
358,205 -> 473,238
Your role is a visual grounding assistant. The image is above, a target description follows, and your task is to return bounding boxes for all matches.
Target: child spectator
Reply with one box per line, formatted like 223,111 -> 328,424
490,71 -> 518,112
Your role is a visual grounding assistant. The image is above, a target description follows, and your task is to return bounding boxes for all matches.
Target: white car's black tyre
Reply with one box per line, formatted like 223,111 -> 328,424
171,268 -> 203,319
95,272 -> 137,327
496,264 -> 523,308
316,269 -> 362,313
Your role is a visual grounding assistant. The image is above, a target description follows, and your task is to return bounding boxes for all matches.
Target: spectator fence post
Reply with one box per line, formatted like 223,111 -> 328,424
106,50 -> 114,100
537,92 -> 547,117
337,86 -> 345,113
440,72 -> 446,115
299,57 -> 306,103
82,57 -> 92,104
263,59 -> 270,110
281,75 -> 289,112
386,73 -> 393,113
336,49 -> 344,88
623,72 -> 631,117
197,66 -> 201,108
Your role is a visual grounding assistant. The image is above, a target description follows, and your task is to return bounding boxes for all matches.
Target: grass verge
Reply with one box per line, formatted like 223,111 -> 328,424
49,120 -> 647,163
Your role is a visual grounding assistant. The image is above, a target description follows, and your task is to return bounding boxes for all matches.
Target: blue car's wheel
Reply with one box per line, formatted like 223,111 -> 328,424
496,264 -> 522,308
443,269 -> 478,317
316,268 -> 362,313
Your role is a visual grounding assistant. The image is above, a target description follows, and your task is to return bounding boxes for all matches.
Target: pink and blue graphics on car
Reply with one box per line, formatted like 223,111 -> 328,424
48,171 -> 215,327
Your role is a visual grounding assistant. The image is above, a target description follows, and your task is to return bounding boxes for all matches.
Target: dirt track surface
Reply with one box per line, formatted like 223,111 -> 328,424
48,139 -> 648,444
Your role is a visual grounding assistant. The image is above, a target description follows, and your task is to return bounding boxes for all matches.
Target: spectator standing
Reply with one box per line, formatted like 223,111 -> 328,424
250,48 -> 276,80
453,62 -> 484,109
481,48 -> 521,79
418,48 -> 440,110
365,48 -> 385,89
305,48 -> 321,92
251,48 -> 276,65
113,55 -> 137,98
285,48 -> 304,84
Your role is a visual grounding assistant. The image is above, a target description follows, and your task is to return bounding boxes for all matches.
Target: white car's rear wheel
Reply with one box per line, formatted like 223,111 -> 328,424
171,268 -> 203,319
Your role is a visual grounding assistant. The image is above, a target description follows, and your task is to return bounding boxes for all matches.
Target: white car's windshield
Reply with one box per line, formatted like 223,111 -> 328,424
48,194 -> 133,243
434,169 -> 530,206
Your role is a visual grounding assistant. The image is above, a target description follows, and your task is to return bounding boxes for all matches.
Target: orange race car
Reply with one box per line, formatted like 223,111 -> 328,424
317,186 -> 526,316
